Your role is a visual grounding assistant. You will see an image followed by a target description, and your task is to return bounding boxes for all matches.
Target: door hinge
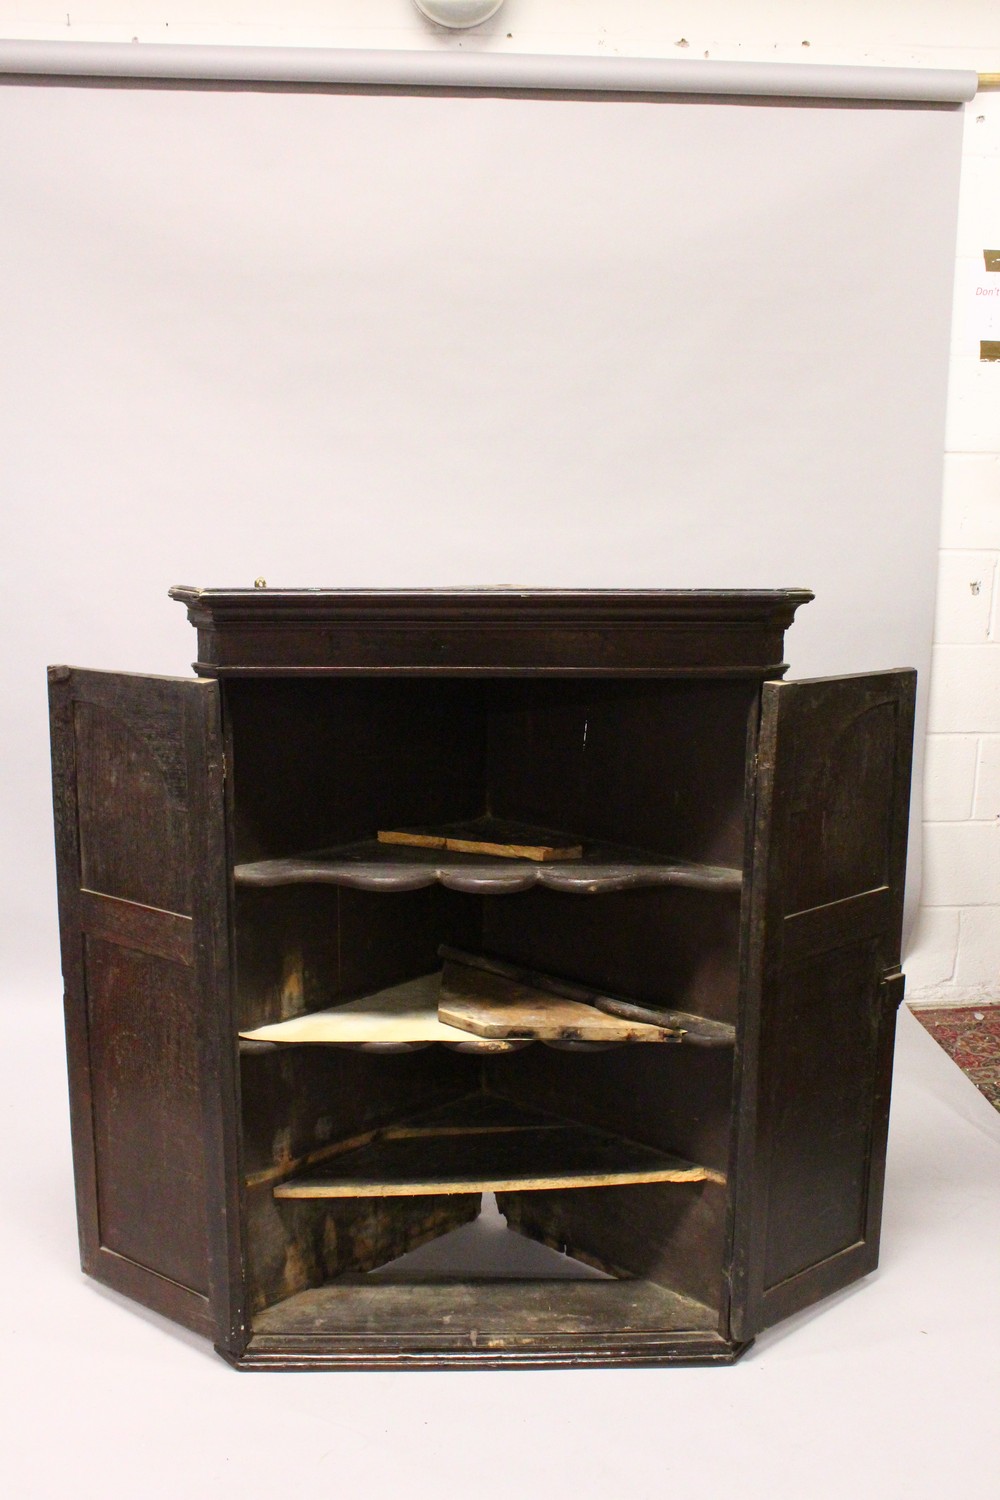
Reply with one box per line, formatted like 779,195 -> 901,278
881,968 -> 906,1009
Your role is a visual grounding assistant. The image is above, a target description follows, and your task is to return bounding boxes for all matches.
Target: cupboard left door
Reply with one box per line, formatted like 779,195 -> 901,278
48,667 -> 238,1347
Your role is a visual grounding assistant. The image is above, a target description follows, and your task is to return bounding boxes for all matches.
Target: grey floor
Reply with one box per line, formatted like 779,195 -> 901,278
2,999 -> 997,1499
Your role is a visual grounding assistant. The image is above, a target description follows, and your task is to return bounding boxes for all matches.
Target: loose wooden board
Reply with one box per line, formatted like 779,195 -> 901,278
437,948 -> 737,1046
377,816 -> 583,863
438,961 -> 680,1043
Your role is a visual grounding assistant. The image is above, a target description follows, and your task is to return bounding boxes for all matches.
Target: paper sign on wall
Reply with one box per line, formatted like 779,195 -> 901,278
964,250 -> 1000,358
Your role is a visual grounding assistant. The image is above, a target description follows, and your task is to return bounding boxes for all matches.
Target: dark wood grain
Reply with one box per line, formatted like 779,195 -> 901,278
497,1180 -> 730,1311
169,586 -> 812,678
48,670 -> 101,1290
482,885 -> 743,1026
728,670 -> 915,1341
244,1186 -> 481,1313
225,677 -> 487,864
238,1041 -> 481,1309
485,1039 -> 734,1304
273,1094 -> 710,1199
235,1277 -> 739,1372
225,674 -> 754,869
230,1327 -> 747,1369
48,668 -> 234,1346
252,1278 -> 717,1339
90,1247 -> 217,1338
79,889 -> 195,966
85,936 -> 211,1291
239,1044 -> 478,1185
234,882 -> 481,1032
234,841 -> 741,895
437,948 -> 736,1044
51,587 -> 916,1370
74,695 -> 191,911
484,678 -> 758,868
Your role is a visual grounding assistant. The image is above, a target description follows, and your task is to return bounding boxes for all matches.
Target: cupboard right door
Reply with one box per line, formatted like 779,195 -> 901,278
729,670 -> 916,1342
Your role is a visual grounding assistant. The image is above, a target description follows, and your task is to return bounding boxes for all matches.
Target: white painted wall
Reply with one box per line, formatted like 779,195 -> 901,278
6,1 -> 1000,1003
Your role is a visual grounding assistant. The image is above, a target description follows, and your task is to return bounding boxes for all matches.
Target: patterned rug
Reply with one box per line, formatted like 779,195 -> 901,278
910,1005 -> 1000,1112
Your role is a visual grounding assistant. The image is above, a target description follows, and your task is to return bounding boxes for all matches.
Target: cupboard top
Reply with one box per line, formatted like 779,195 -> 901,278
169,586 -> 813,678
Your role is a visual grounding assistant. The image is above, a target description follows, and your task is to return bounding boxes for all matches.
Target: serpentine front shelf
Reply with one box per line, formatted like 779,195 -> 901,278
233,838 -> 743,896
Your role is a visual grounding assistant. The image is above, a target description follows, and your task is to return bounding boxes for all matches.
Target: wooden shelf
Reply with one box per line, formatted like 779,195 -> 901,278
234,821 -> 741,896
273,1095 -> 717,1200
251,1280 -> 719,1341
240,963 -> 734,1049
239,972 -> 512,1050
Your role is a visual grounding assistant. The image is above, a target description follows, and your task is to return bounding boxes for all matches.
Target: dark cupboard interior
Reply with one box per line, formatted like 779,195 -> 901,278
228,676 -> 757,1339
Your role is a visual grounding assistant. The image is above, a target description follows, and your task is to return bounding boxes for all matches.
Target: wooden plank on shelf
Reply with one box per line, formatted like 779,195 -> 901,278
273,1095 -> 711,1200
438,959 -> 682,1043
378,817 -> 583,863
438,948 -> 737,1046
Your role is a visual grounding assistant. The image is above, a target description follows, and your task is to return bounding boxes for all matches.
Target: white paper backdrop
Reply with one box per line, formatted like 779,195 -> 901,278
1,73 -> 965,985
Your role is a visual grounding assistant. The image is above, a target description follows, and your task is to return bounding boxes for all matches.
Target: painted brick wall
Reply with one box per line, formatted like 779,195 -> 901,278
5,2 -> 1000,1000
906,91 -> 1000,1002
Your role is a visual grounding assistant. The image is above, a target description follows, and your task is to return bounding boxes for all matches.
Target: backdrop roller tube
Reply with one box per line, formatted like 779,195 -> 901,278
0,40 -> 979,104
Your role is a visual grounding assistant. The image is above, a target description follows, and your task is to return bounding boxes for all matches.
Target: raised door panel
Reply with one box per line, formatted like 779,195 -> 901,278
730,671 -> 915,1340
48,668 -> 235,1344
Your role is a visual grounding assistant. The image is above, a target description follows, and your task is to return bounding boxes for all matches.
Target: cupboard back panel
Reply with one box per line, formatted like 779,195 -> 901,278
486,1043 -> 733,1306
225,678 -> 488,862
235,885 -> 481,1031
240,1046 -> 479,1184
485,1040 -> 734,1173
497,1181 -> 728,1311
225,678 -> 753,867
482,886 -> 742,1027
486,679 -> 756,865
338,887 -> 482,1005
245,1185 -> 481,1313
240,1046 -> 481,1309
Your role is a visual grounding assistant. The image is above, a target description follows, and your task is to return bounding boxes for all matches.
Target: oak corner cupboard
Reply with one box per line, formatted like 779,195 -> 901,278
47,587 -> 915,1369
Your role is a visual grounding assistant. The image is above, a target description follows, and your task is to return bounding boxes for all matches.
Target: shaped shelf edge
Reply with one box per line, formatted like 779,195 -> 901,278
234,840 -> 742,896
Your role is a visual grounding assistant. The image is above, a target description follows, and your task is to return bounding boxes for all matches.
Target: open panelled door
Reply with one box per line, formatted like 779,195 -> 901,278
730,670 -> 916,1342
48,668 -> 234,1344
